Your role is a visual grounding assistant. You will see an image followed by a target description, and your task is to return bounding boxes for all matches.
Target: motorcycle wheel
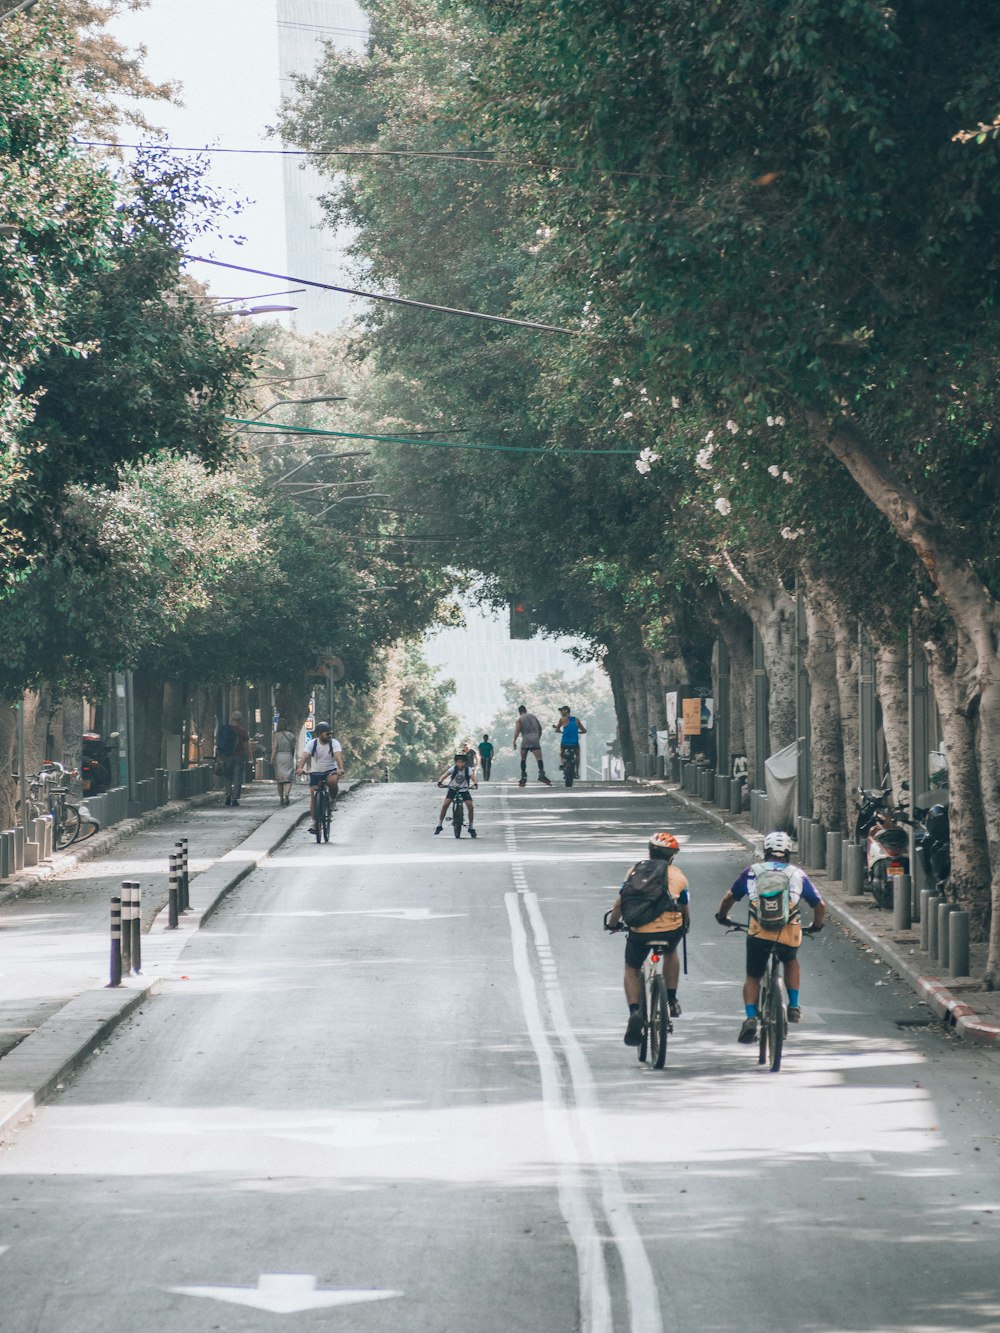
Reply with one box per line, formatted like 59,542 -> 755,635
871,863 -> 893,911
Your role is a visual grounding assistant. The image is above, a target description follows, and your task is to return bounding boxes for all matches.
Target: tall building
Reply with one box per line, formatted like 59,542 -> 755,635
276,0 -> 370,332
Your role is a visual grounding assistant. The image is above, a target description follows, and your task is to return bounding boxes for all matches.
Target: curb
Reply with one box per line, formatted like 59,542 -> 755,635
646,779 -> 1000,1049
0,780 -> 359,1142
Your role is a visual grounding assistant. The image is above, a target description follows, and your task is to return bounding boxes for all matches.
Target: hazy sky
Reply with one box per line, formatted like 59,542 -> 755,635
111,0 -> 290,302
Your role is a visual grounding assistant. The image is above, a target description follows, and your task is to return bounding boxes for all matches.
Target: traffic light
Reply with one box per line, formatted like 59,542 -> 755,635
510,600 -> 533,640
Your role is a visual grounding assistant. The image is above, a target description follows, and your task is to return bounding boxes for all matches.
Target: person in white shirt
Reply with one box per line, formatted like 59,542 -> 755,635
296,722 -> 345,834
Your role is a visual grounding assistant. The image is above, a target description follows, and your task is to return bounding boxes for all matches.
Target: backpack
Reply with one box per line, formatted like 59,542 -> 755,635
619,859 -> 679,928
750,862 -> 794,930
216,724 -> 236,757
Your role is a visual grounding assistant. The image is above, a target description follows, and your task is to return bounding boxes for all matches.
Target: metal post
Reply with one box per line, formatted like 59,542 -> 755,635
176,838 -> 189,911
129,880 -> 141,974
937,902 -> 954,969
120,881 -> 132,976
893,874 -> 912,931
919,890 -> 932,951
108,895 -> 122,988
949,912 -> 970,978
730,778 -> 742,816
168,852 -> 179,930
845,843 -> 864,896
826,832 -> 842,881
926,894 -> 941,961
911,875 -> 921,924
811,821 -> 827,871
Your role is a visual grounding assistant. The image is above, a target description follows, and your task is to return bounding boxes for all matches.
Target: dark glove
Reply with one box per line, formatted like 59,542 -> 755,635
805,922 -> 823,933
715,911 -> 731,926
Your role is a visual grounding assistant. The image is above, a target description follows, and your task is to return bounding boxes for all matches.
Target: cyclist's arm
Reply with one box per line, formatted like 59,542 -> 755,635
607,894 -> 623,928
578,720 -> 587,733
553,717 -> 564,732
716,889 -> 738,922
334,743 -> 345,773
799,876 -> 825,929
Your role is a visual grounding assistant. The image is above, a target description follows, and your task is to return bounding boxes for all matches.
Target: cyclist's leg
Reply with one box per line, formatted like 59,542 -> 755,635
739,937 -> 769,1042
782,946 -> 801,1018
623,934 -> 649,1044
466,796 -> 474,826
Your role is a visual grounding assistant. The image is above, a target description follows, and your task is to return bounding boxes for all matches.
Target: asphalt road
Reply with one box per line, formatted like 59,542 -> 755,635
1,782 -> 999,1332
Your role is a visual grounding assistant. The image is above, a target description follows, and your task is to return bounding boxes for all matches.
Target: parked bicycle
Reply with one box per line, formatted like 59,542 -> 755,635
720,919 -> 816,1072
17,767 -> 100,850
604,913 -> 673,1068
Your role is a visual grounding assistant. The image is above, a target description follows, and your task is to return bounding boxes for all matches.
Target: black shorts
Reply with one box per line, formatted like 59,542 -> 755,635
446,788 -> 473,802
625,927 -> 685,969
746,935 -> 798,979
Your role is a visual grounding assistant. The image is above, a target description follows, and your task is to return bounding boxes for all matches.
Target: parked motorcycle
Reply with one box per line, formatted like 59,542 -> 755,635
855,783 -> 911,910
81,731 -> 119,796
913,787 -> 950,894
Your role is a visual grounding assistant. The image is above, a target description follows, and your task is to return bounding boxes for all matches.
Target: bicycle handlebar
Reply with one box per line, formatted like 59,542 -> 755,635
717,915 -> 820,936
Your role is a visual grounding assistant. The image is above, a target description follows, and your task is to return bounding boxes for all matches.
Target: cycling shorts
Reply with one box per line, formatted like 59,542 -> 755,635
446,788 -> 473,801
746,935 -> 797,978
625,926 -> 685,969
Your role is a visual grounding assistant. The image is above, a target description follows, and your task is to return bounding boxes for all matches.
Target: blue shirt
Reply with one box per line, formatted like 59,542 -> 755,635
560,716 -> 580,746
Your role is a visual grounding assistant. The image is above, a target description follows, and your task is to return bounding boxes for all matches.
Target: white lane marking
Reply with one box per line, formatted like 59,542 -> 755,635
170,1273 -> 400,1313
238,909 -> 466,921
505,894 -> 613,1333
521,892 -> 664,1333
502,789 -> 663,1333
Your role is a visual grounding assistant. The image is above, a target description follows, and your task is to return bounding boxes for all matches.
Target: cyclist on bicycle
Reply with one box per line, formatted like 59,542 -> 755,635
553,706 -> 586,778
606,831 -> 689,1045
715,830 -> 825,1044
434,752 -> 478,837
296,722 -> 344,835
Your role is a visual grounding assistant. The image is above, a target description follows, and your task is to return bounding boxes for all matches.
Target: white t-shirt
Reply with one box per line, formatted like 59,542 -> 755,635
307,737 -> 343,775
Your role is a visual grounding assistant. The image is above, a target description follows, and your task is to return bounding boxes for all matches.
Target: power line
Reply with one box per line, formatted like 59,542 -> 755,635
228,417 -> 636,456
189,257 -> 580,336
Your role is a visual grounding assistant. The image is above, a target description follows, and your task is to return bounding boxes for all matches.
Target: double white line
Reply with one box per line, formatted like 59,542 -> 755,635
503,805 -> 663,1333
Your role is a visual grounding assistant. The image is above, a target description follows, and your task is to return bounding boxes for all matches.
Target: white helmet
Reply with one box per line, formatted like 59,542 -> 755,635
763,830 -> 794,857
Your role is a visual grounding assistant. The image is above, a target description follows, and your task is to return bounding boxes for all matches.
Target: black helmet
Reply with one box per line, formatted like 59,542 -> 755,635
315,721 -> 331,733
454,753 -> 467,762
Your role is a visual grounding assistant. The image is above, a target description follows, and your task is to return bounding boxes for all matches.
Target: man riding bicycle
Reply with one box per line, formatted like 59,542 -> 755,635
434,752 -> 478,837
715,830 -> 825,1044
296,722 -> 344,835
553,705 -> 586,778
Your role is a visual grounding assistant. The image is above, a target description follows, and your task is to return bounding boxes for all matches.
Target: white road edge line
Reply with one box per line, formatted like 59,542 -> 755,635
505,892 -> 613,1333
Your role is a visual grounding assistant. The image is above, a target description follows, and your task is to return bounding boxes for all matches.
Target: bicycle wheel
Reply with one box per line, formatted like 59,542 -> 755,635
452,796 -> 464,837
638,984 -> 650,1064
649,976 -> 669,1069
322,785 -> 332,843
56,804 -> 81,849
757,977 -> 770,1066
562,751 -> 574,787
314,788 -> 326,844
762,961 -> 784,1072
74,813 -> 101,844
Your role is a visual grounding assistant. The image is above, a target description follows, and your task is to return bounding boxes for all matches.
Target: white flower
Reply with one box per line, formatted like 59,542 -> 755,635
635,460 -> 651,475
768,465 -> 781,477
726,420 -> 739,434
715,497 -> 732,516
782,471 -> 793,484
775,415 -> 786,426
780,527 -> 804,540
704,430 -> 715,442
695,444 -> 715,470
612,377 -> 622,387
671,396 -> 681,409
766,415 -> 775,427
622,411 -> 634,420
638,447 -> 661,463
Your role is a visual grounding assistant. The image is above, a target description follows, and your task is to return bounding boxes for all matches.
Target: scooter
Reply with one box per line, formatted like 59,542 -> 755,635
82,732 -> 119,796
855,784 -> 910,910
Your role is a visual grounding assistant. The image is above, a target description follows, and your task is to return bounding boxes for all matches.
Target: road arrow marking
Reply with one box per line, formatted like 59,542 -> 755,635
169,1273 -> 400,1314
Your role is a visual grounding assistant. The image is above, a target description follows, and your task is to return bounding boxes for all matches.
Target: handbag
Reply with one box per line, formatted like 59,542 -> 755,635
213,755 -> 225,776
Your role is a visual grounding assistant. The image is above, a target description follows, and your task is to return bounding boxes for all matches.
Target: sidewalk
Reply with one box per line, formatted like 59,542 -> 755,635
658,779 -> 1000,1048
0,778 -> 359,1140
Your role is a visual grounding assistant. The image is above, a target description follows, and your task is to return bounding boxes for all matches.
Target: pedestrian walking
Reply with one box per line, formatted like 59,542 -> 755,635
271,716 -> 296,806
216,711 -> 252,807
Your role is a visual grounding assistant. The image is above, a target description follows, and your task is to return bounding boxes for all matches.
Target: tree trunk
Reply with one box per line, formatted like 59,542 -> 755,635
803,583 -> 847,833
832,614 -> 860,800
132,673 -> 165,781
809,411 -> 1000,985
873,634 -> 909,802
924,630 -> 991,931
605,654 -> 633,767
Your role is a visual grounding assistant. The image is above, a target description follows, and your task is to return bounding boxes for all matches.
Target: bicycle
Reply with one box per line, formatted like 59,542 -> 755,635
437,783 -> 472,838
18,769 -> 100,850
313,778 -> 334,844
559,743 -> 579,788
719,919 -> 815,1072
604,914 -> 673,1069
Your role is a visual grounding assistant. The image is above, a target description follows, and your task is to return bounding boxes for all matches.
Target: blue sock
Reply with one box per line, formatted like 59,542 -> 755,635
787,989 -> 799,1007
745,1004 -> 758,1019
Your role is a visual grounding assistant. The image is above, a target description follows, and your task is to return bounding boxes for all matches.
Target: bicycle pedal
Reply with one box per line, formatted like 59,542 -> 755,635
667,1020 -> 674,1034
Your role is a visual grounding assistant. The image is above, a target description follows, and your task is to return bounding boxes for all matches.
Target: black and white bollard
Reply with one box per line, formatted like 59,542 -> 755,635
128,880 -> 142,974
108,895 -> 122,988
168,852 -> 179,930
175,838 -> 189,912
120,881 -> 132,976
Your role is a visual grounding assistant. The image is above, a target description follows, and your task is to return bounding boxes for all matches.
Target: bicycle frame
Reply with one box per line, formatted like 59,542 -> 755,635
638,939 -> 673,1069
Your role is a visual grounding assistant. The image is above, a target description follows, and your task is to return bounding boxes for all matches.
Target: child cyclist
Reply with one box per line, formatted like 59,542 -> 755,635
435,752 -> 478,837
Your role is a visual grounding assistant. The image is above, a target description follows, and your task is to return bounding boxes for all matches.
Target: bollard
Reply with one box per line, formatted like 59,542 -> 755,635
168,852 -> 179,930
176,838 -> 190,912
845,843 -> 864,896
108,895 -> 122,988
893,874 -> 912,931
826,832 -> 842,882
926,894 -> 942,960
128,880 -> 142,974
937,902 -> 955,970
949,911 -> 971,978
730,780 -> 742,816
911,874 -> 921,924
919,890 -> 932,951
120,881 -> 132,976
